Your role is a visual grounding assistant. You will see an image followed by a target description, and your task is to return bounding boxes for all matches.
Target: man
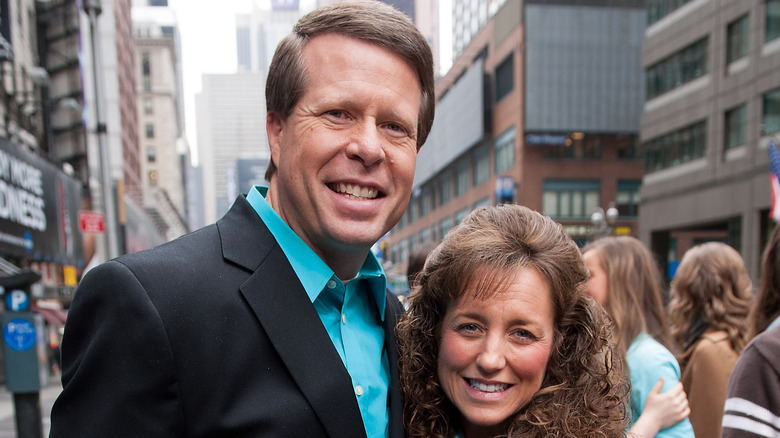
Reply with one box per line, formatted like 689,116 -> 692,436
49,2 -> 435,437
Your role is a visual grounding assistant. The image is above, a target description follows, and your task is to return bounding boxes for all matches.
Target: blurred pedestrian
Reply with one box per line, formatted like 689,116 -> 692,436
50,2 -> 435,437
668,242 -> 752,437
398,204 -> 629,438
747,225 -> 780,340
406,241 -> 438,291
721,324 -> 780,438
722,225 -> 780,438
583,236 -> 694,437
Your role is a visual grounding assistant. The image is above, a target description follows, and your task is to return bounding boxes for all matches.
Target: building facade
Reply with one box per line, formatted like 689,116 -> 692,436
195,73 -> 266,224
133,4 -> 190,242
385,0 -> 646,282
640,0 -> 779,280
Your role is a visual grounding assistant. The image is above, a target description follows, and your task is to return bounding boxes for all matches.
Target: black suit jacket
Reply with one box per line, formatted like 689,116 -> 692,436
50,196 -> 405,438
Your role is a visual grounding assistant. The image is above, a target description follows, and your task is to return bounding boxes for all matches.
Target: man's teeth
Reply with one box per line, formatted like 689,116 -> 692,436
468,379 -> 509,393
334,183 -> 378,199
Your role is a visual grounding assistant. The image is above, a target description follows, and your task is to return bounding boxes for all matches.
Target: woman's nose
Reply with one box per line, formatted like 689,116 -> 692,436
475,337 -> 506,373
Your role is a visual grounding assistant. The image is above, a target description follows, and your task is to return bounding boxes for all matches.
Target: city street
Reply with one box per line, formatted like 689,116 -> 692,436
0,377 -> 61,438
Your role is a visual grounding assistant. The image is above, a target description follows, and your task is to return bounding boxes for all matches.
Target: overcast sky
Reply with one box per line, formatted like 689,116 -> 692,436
165,0 -> 451,165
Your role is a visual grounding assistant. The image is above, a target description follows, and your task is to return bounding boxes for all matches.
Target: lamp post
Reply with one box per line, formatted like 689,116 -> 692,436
591,202 -> 619,235
84,0 -> 119,260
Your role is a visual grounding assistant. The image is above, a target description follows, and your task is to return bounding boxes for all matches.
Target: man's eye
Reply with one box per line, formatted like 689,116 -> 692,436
386,123 -> 403,132
326,110 -> 346,119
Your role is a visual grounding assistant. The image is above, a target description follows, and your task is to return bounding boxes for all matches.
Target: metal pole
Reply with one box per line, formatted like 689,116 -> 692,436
85,0 -> 119,259
13,393 -> 42,438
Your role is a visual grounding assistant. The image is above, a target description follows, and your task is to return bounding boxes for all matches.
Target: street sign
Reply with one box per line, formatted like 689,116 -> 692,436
78,210 -> 104,233
3,318 -> 36,352
5,289 -> 30,311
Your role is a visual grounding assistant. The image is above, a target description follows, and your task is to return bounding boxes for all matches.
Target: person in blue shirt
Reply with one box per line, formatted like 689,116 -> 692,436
50,2 -> 435,437
583,236 -> 695,438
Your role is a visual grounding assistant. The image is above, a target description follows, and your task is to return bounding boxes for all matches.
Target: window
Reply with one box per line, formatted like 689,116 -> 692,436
407,195 -> 419,223
725,104 -> 747,150
420,185 -> 432,217
495,53 -> 514,103
616,180 -> 641,218
438,171 -> 452,207
542,180 -> 600,220
767,0 -> 780,42
147,146 -> 156,163
764,87 -> 780,134
616,134 -> 639,160
473,144 -> 490,186
727,15 -> 749,64
142,52 -> 151,91
455,158 -> 469,197
647,0 -> 691,25
420,227 -> 431,244
144,97 -> 153,115
541,132 -> 602,160
145,123 -> 155,139
494,126 -> 515,173
474,196 -> 491,209
439,216 -> 454,239
455,207 -> 469,225
647,38 -> 708,100
644,120 -> 707,173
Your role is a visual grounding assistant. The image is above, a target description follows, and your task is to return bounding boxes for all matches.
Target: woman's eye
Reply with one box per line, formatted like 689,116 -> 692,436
513,329 -> 535,341
457,323 -> 479,334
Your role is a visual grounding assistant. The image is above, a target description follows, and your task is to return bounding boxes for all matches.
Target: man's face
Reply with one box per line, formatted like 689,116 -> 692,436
266,33 -> 421,267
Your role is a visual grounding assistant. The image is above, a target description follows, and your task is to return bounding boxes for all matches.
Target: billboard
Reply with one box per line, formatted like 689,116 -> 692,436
0,139 -> 84,266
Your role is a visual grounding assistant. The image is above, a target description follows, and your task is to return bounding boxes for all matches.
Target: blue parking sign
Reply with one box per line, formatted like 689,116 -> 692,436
3,318 -> 36,351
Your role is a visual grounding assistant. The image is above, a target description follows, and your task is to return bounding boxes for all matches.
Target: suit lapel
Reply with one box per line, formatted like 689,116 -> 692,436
241,263 -> 368,438
220,197 -> 368,438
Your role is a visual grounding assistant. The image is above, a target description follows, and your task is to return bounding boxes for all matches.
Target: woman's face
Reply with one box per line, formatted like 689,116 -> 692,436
583,250 -> 609,305
437,267 -> 555,437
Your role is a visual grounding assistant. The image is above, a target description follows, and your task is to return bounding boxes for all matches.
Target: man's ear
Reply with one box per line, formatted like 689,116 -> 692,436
267,111 -> 284,166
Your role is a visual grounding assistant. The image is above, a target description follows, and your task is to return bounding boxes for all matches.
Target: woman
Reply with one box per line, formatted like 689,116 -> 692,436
668,242 -> 752,437
397,205 -> 629,438
582,236 -> 694,437
747,225 -> 780,339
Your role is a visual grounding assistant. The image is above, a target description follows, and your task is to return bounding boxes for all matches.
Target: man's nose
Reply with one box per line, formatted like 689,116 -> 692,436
346,121 -> 384,166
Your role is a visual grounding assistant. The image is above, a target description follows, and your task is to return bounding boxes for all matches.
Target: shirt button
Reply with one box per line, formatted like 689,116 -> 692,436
355,385 -> 364,396
341,314 -> 347,324
327,279 -> 337,289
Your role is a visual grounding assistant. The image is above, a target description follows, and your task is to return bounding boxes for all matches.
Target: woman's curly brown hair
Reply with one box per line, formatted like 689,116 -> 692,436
397,204 -> 629,438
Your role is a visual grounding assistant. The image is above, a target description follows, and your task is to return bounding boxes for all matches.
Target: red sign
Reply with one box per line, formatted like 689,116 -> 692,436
78,210 -> 104,234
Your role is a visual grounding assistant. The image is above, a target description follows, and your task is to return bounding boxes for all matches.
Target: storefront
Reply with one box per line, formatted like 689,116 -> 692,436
0,137 -> 85,302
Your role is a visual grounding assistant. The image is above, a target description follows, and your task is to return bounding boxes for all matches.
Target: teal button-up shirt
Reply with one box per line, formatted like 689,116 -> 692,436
247,186 -> 390,438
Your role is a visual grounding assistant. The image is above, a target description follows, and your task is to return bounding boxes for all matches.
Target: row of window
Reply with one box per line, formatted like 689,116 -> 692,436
398,126 -> 516,227
648,0 -> 692,26
644,121 -> 706,173
390,196 -> 491,265
644,85 -> 780,173
646,38 -> 708,100
649,1 -> 780,101
542,180 -> 641,221
391,177 -> 641,265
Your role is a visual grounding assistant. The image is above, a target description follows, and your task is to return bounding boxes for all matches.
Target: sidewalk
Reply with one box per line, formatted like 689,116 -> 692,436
0,376 -> 62,438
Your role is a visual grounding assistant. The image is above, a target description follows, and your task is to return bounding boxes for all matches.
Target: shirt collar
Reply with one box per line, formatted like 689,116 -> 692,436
246,186 -> 387,319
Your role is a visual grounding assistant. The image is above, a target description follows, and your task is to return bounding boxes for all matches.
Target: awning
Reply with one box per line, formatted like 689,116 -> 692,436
32,306 -> 67,326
